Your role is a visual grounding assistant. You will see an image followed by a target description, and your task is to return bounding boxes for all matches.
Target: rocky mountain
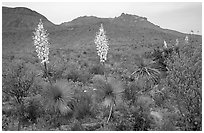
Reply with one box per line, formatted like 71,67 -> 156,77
61,13 -> 152,27
60,13 -> 183,36
2,6 -> 202,53
112,13 -> 155,28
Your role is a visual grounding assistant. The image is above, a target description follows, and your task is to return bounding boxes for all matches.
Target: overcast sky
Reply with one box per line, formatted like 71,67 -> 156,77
2,2 -> 202,35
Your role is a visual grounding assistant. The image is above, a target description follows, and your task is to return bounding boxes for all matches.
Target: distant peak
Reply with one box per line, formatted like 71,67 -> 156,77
120,13 -> 139,17
116,13 -> 147,23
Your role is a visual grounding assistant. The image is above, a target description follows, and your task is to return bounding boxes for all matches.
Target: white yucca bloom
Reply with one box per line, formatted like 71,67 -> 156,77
185,35 -> 189,44
94,24 -> 109,63
33,19 -> 50,64
175,39 -> 179,46
163,40 -> 168,48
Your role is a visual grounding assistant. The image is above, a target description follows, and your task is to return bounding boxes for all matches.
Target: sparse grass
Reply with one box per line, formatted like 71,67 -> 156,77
2,22 -> 202,131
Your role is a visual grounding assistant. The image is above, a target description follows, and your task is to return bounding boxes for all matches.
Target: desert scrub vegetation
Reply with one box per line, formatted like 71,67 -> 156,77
2,20 -> 202,131
162,44 -> 202,130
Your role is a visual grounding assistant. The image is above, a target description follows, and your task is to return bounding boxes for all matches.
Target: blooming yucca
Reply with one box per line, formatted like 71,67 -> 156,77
94,24 -> 109,63
33,19 -> 50,64
175,39 -> 179,46
185,35 -> 189,44
163,40 -> 168,48
174,39 -> 180,57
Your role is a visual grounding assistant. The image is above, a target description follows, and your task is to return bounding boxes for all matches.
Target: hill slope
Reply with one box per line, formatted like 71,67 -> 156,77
2,7 -> 202,54
2,6 -> 55,32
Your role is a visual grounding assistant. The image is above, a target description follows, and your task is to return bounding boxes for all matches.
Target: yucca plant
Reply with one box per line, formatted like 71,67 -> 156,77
162,40 -> 175,59
131,58 -> 161,86
174,39 -> 180,58
150,48 -> 168,76
93,75 -> 124,123
41,79 -> 74,115
185,35 -> 189,44
163,40 -> 168,49
94,24 -> 109,79
94,24 -> 109,64
33,19 -> 52,85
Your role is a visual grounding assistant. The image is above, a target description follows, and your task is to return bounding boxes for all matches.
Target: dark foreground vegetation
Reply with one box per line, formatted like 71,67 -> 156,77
2,36 -> 202,131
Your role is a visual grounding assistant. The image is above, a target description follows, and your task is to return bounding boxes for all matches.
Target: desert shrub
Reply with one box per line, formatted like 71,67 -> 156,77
108,102 -> 134,130
44,66 -> 64,82
136,95 -> 155,110
163,44 -> 202,131
62,68 -> 92,83
123,82 -> 142,105
97,123 -> 116,131
119,94 -> 167,131
2,114 -> 10,130
23,95 -> 43,124
89,64 -> 104,75
131,108 -> 152,131
112,100 -> 155,131
57,60 -> 92,83
65,69 -> 81,82
2,114 -> 19,131
123,93 -> 178,131
16,52 -> 39,64
44,56 -> 67,81
162,47 -> 174,59
143,49 -> 153,59
73,91 -> 96,120
152,92 -> 165,107
148,108 -> 176,131
78,69 -> 92,83
2,59 -> 36,130
91,74 -> 106,84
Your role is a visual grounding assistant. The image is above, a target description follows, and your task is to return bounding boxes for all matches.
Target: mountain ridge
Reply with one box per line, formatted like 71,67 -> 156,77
2,6 -> 198,37
2,6 -> 55,32
2,6 -> 202,53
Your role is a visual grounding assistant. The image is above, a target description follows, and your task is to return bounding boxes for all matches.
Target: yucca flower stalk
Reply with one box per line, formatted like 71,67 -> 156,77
33,19 -> 52,85
163,40 -> 168,49
175,39 -> 179,46
185,35 -> 189,44
94,24 -> 109,64
174,39 -> 180,57
94,24 -> 109,79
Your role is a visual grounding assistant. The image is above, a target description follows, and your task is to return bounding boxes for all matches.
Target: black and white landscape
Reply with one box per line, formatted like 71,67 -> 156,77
2,3 -> 202,131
